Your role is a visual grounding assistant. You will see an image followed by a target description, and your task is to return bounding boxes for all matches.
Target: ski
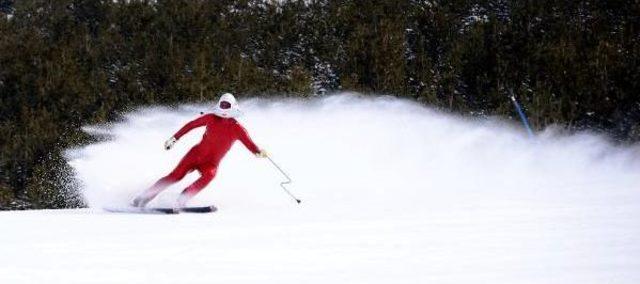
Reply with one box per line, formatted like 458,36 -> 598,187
178,205 -> 217,213
103,205 -> 217,214
103,206 -> 178,214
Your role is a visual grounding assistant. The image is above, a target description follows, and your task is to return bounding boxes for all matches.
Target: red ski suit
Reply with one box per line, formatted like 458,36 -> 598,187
143,114 -> 260,203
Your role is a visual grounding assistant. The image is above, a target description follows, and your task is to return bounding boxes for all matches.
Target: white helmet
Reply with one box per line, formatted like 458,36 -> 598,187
212,93 -> 242,118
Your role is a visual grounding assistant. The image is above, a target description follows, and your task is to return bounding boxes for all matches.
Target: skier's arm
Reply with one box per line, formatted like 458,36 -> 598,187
164,115 -> 209,150
173,115 -> 209,140
236,123 -> 261,155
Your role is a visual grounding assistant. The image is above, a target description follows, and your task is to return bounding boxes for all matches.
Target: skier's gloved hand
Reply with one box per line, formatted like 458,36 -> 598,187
255,149 -> 268,158
164,136 -> 177,150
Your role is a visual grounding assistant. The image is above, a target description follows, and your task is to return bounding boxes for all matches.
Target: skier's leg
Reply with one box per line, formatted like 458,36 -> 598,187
175,165 -> 217,207
132,150 -> 197,207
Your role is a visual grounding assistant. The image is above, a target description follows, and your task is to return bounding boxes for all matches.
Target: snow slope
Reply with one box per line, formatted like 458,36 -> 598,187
2,94 -> 640,283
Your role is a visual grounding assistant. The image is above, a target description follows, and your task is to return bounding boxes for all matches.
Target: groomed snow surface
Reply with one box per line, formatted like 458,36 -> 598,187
2,94 -> 640,283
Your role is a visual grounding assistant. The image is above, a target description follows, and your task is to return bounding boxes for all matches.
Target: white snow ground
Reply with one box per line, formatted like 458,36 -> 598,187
1,94 -> 640,283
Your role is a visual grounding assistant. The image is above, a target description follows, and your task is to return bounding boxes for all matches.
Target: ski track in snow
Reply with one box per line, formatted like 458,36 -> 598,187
2,93 -> 640,283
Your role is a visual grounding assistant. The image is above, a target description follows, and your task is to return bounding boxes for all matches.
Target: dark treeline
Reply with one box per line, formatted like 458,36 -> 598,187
1,0 -> 639,209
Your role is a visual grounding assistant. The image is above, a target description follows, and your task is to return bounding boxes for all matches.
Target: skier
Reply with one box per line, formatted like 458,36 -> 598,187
132,93 -> 267,208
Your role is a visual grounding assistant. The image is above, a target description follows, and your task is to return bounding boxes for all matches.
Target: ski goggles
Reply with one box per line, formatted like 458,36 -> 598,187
219,101 -> 232,109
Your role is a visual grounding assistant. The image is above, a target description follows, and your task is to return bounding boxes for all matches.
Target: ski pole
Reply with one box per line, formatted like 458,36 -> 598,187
267,155 -> 301,204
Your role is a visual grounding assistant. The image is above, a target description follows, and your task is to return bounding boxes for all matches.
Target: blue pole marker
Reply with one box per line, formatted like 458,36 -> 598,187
509,89 -> 535,138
